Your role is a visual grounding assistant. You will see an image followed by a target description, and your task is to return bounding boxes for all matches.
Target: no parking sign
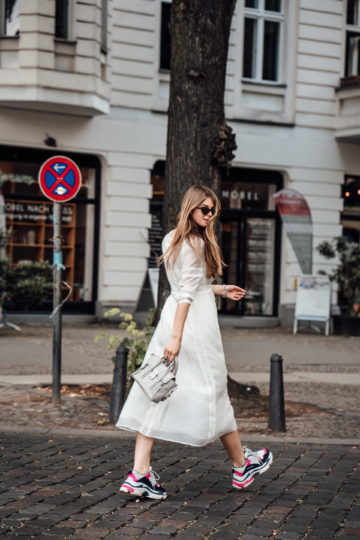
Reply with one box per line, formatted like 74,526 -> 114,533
38,155 -> 82,404
38,156 -> 82,202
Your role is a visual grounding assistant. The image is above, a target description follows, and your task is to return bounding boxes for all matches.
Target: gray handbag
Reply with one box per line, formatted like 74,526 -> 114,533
131,353 -> 178,403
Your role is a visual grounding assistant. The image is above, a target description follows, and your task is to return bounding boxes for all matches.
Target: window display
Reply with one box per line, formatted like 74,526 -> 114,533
0,152 -> 98,311
149,163 -> 282,317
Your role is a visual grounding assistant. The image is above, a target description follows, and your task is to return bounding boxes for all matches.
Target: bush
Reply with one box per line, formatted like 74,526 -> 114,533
0,260 -> 53,311
317,237 -> 360,317
95,308 -> 156,374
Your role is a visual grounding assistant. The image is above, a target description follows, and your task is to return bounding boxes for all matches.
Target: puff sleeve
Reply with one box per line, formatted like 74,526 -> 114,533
173,240 -> 204,305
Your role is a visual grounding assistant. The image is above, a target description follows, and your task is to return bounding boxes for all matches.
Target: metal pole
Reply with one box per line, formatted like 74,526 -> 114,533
268,353 -> 286,432
109,345 -> 128,423
52,202 -> 62,404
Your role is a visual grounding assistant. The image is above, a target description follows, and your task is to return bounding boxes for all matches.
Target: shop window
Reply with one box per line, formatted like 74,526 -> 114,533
55,0 -> 69,40
342,175 -> 360,206
220,170 -> 282,317
0,0 -> 19,37
0,151 -> 99,311
148,163 -> 282,317
243,0 -> 284,83
342,175 -> 360,243
160,2 -> 171,71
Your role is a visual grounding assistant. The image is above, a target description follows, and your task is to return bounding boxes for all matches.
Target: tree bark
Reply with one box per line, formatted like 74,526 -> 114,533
156,0 -> 237,319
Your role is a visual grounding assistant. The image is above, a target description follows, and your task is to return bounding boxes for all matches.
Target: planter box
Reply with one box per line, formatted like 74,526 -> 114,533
333,315 -> 360,336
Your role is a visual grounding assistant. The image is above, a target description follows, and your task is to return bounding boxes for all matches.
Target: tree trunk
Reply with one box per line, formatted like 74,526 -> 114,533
156,0 -> 237,319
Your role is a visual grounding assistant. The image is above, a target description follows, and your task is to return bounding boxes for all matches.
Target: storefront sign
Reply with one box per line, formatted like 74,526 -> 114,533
222,189 -> 259,201
38,156 -> 81,202
5,201 -> 73,223
274,188 -> 313,274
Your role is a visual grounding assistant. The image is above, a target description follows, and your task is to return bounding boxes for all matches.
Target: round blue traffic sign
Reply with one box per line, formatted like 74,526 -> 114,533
38,156 -> 82,202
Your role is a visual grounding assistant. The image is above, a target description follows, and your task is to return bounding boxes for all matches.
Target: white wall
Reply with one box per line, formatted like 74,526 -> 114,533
1,0 -> 359,319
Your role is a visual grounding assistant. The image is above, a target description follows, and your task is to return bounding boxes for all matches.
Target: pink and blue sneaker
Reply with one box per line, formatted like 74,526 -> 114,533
120,467 -> 167,499
232,446 -> 273,489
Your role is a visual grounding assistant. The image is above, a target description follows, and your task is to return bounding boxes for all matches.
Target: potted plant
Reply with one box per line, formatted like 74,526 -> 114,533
317,237 -> 360,335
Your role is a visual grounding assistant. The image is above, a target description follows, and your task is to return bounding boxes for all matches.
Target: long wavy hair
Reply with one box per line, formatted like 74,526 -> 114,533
157,185 -> 225,279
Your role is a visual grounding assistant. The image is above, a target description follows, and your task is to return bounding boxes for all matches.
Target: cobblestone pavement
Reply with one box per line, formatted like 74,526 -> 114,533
0,433 -> 359,539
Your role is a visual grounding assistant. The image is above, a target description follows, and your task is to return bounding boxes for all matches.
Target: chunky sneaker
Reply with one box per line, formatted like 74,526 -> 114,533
243,445 -> 273,464
232,446 -> 273,490
120,467 -> 167,500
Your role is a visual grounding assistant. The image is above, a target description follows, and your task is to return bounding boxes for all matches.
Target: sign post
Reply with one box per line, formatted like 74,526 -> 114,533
52,202 -> 62,403
38,156 -> 81,404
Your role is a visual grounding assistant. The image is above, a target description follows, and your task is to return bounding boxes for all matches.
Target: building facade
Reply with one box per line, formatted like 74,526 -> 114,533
0,0 -> 359,324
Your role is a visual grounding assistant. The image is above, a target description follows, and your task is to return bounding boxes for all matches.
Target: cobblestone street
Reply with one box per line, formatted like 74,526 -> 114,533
1,326 -> 360,537
0,433 -> 359,539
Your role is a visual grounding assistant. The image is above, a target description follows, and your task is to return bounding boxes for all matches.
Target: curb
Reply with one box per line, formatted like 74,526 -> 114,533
0,424 -> 359,446
2,370 -> 360,386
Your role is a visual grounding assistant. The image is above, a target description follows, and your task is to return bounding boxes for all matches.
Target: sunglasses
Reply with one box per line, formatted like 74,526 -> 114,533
196,206 -> 216,216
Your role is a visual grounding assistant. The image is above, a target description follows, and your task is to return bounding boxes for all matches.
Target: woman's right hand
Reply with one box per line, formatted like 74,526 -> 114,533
163,336 -> 181,362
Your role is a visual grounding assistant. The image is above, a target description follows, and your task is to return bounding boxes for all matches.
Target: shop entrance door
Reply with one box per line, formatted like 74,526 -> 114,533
220,214 -> 279,316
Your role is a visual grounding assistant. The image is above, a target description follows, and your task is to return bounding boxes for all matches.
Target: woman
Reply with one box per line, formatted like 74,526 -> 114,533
116,185 -> 273,499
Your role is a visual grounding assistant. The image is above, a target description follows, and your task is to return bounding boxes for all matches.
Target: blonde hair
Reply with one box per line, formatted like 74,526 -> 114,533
157,185 -> 225,279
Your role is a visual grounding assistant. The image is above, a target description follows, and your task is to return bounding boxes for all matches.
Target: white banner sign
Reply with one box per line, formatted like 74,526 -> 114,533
295,275 -> 331,321
294,275 -> 331,335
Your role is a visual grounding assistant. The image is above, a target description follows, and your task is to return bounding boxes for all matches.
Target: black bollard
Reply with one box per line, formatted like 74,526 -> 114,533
109,345 -> 128,423
268,353 -> 286,432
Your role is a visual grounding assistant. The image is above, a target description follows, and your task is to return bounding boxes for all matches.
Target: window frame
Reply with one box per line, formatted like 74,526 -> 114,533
55,0 -> 69,40
159,0 -> 171,72
101,0 -> 107,54
0,0 -> 20,38
242,0 -> 285,85
0,0 -> 5,36
55,0 -> 76,43
345,0 -> 360,77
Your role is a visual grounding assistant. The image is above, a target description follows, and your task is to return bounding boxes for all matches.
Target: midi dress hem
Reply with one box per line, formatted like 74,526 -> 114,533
116,420 -> 237,447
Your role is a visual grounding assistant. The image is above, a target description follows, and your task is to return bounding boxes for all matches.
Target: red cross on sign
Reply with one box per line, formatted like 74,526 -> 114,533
38,156 -> 82,202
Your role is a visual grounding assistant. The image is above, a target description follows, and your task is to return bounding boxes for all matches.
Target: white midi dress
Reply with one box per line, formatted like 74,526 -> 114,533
116,230 -> 237,447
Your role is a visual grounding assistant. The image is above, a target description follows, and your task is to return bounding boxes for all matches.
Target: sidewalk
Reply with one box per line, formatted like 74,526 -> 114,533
1,324 -> 360,440
0,432 -> 359,539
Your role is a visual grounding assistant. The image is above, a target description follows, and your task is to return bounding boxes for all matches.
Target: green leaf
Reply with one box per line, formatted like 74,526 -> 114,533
105,307 -> 121,318
95,308 -> 156,364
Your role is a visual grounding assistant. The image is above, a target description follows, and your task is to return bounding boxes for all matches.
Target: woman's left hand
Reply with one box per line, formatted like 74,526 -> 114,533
226,285 -> 246,301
